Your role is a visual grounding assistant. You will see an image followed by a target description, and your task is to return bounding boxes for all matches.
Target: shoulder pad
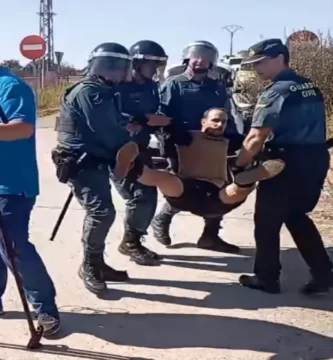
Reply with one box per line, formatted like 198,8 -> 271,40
269,80 -> 296,98
63,81 -> 85,102
65,80 -> 106,104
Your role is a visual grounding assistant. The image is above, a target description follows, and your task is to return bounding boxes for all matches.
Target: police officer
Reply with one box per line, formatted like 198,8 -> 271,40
152,40 -> 242,253
235,38 -> 333,294
110,40 -> 168,266
55,43 -> 134,294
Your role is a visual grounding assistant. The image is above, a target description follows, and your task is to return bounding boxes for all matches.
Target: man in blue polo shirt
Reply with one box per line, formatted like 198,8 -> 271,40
0,67 -> 60,336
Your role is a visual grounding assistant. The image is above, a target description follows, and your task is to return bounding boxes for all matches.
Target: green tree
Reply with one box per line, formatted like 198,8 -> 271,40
0,59 -> 23,70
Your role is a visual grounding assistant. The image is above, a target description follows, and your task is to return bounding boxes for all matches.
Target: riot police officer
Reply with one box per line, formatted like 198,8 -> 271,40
54,43 -> 133,294
111,40 -> 168,266
235,38 -> 333,294
152,40 -> 243,253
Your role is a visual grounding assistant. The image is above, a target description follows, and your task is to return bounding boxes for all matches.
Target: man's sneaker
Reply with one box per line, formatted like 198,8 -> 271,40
37,314 -> 60,338
235,159 -> 285,186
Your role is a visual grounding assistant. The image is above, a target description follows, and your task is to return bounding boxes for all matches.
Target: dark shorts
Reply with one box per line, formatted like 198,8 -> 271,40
165,178 -> 243,217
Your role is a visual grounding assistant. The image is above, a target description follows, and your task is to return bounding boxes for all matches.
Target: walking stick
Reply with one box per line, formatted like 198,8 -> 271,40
0,214 -> 43,349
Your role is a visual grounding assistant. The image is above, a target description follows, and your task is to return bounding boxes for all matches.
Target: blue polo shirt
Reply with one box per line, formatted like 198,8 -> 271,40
0,68 -> 39,197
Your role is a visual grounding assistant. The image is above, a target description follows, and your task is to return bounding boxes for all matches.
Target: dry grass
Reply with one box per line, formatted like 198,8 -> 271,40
37,83 -> 69,116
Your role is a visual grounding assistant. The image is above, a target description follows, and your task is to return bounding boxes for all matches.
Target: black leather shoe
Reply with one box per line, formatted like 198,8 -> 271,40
239,274 -> 281,294
300,272 -> 333,295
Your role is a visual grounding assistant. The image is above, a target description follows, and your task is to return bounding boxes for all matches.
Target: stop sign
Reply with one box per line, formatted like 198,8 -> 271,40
20,35 -> 46,60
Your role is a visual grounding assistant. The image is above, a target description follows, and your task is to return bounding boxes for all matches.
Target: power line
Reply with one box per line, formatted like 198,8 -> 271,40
221,25 -> 243,56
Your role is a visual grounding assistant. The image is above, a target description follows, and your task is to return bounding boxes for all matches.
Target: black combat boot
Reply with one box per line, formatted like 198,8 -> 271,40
151,203 -> 177,246
78,253 -> 106,294
118,231 -> 161,266
239,274 -> 281,294
197,218 -> 240,253
96,253 -> 129,282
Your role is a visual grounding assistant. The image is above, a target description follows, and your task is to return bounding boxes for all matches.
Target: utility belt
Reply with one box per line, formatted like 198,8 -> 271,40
264,139 -> 332,154
51,146 -> 114,184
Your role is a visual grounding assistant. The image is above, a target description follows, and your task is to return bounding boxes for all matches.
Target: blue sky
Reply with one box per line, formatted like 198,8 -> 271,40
1,0 -> 332,68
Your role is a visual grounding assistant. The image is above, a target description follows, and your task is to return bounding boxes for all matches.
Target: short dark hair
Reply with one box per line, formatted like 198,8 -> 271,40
202,107 -> 228,120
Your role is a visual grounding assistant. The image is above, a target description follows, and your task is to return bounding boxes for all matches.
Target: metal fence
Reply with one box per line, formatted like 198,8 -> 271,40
21,74 -> 82,88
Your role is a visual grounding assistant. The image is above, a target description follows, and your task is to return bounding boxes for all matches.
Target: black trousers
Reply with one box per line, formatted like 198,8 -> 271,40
253,147 -> 332,282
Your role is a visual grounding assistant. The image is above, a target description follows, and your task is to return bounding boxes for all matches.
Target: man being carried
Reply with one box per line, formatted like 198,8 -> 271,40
119,107 -> 285,219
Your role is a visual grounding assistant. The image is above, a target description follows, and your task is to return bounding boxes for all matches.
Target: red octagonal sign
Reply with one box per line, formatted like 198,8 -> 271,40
286,30 -> 319,47
20,35 -> 46,60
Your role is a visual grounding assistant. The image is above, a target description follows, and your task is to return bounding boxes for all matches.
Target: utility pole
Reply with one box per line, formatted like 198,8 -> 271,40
38,0 -> 56,72
221,25 -> 243,56
283,26 -> 288,42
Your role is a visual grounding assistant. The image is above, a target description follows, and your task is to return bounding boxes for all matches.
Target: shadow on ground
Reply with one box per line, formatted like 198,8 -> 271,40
0,342 -> 150,360
2,311 -> 333,359
2,248 -> 332,359
103,246 -> 333,313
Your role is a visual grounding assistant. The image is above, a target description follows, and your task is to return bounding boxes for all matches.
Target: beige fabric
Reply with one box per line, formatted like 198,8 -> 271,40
176,131 -> 229,187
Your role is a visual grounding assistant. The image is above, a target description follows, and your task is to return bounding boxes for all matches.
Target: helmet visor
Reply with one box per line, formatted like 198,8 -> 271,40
184,45 -> 218,64
90,57 -> 132,83
133,53 -> 168,62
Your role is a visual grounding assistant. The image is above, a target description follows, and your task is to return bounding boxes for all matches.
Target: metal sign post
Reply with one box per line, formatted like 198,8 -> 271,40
19,35 -> 47,106
55,51 -> 64,78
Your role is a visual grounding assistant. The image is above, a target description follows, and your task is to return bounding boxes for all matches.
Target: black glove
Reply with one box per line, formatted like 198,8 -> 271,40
129,113 -> 149,126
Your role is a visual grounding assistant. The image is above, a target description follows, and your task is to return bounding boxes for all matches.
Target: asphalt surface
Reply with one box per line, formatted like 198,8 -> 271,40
0,117 -> 332,360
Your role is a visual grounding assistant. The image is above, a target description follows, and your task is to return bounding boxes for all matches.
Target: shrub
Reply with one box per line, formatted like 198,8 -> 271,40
37,83 -> 70,116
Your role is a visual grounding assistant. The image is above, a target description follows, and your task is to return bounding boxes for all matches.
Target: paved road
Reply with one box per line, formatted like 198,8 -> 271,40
0,123 -> 333,360
38,114 -> 58,129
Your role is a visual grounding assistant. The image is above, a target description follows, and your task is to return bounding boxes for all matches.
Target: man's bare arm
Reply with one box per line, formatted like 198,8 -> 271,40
235,89 -> 285,168
0,120 -> 34,140
235,127 -> 272,167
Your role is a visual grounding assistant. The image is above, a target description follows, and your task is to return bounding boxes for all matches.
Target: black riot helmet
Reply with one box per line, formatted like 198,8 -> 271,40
88,42 -> 132,84
129,40 -> 168,80
182,41 -> 219,74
